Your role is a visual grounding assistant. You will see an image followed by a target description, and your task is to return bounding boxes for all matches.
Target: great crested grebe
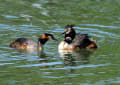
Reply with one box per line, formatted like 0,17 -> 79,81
10,33 -> 57,50
58,25 -> 97,50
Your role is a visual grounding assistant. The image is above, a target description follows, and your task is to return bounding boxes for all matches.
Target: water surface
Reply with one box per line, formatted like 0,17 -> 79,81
0,0 -> 120,85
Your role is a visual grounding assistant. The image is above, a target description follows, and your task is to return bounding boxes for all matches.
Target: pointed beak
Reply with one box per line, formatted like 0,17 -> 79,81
54,39 -> 58,41
51,37 -> 58,41
45,33 -> 58,41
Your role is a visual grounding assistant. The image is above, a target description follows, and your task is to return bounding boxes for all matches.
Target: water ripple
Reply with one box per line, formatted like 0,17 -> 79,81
16,61 -> 62,67
79,24 -> 118,29
32,3 -> 43,9
75,26 -> 120,39
2,15 -> 18,19
41,63 -> 110,70
0,63 -> 14,66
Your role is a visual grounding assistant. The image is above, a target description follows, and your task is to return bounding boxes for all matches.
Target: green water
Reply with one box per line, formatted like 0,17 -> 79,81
0,0 -> 120,85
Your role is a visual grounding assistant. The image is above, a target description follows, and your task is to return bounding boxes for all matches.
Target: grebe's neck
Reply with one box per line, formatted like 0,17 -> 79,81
38,38 -> 48,45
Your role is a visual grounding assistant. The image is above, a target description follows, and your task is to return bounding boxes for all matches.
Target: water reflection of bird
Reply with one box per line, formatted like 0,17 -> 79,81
58,25 -> 97,50
38,51 -> 50,68
16,49 -> 55,68
59,49 -> 96,72
10,33 -> 57,51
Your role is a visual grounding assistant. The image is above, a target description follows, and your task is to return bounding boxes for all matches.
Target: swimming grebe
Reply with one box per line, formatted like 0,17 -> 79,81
58,25 -> 97,50
10,33 -> 57,50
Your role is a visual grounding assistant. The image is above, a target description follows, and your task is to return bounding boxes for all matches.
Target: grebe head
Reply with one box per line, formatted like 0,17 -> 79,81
62,25 -> 76,44
62,24 -> 76,35
38,33 -> 57,45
